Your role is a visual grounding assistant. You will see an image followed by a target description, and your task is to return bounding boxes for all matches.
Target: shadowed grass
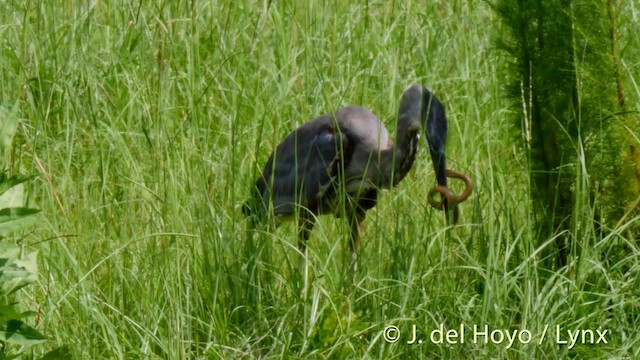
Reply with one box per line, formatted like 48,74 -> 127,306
1,0 -> 639,358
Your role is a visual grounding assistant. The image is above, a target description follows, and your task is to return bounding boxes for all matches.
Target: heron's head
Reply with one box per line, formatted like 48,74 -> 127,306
418,85 -> 474,224
397,84 -> 424,134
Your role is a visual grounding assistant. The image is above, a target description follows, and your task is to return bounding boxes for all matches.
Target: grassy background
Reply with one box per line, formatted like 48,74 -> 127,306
1,0 -> 639,358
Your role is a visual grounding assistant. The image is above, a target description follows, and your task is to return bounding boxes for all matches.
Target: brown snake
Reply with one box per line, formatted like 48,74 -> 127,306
427,169 -> 473,224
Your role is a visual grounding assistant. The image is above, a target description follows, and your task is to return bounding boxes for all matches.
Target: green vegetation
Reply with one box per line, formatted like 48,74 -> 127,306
1,116 -> 68,358
492,0 -> 640,266
0,173 -> 44,358
1,0 -> 638,358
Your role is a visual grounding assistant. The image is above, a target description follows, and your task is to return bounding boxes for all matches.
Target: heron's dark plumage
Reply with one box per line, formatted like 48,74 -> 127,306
422,87 -> 448,188
246,115 -> 353,217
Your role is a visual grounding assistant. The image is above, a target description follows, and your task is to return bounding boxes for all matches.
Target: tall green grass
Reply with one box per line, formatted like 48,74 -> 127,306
1,0 -> 638,358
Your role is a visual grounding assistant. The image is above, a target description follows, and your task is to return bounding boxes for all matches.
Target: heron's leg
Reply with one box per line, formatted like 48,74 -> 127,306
297,214 -> 315,274
348,209 -> 367,273
348,190 -> 378,273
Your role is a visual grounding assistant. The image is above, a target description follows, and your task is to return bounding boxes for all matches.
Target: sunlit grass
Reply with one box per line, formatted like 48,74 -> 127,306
1,0 -> 639,358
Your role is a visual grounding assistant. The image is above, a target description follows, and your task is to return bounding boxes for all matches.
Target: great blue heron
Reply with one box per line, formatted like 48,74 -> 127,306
243,84 -> 473,270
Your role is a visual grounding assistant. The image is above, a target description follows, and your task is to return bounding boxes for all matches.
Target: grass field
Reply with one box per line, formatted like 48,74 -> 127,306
2,0 -> 639,358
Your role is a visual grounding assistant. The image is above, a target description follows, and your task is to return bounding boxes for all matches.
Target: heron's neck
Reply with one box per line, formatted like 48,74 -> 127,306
378,131 -> 419,187
396,130 -> 421,182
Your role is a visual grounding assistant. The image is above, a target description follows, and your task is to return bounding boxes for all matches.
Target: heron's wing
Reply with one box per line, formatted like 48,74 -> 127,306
252,115 -> 352,216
